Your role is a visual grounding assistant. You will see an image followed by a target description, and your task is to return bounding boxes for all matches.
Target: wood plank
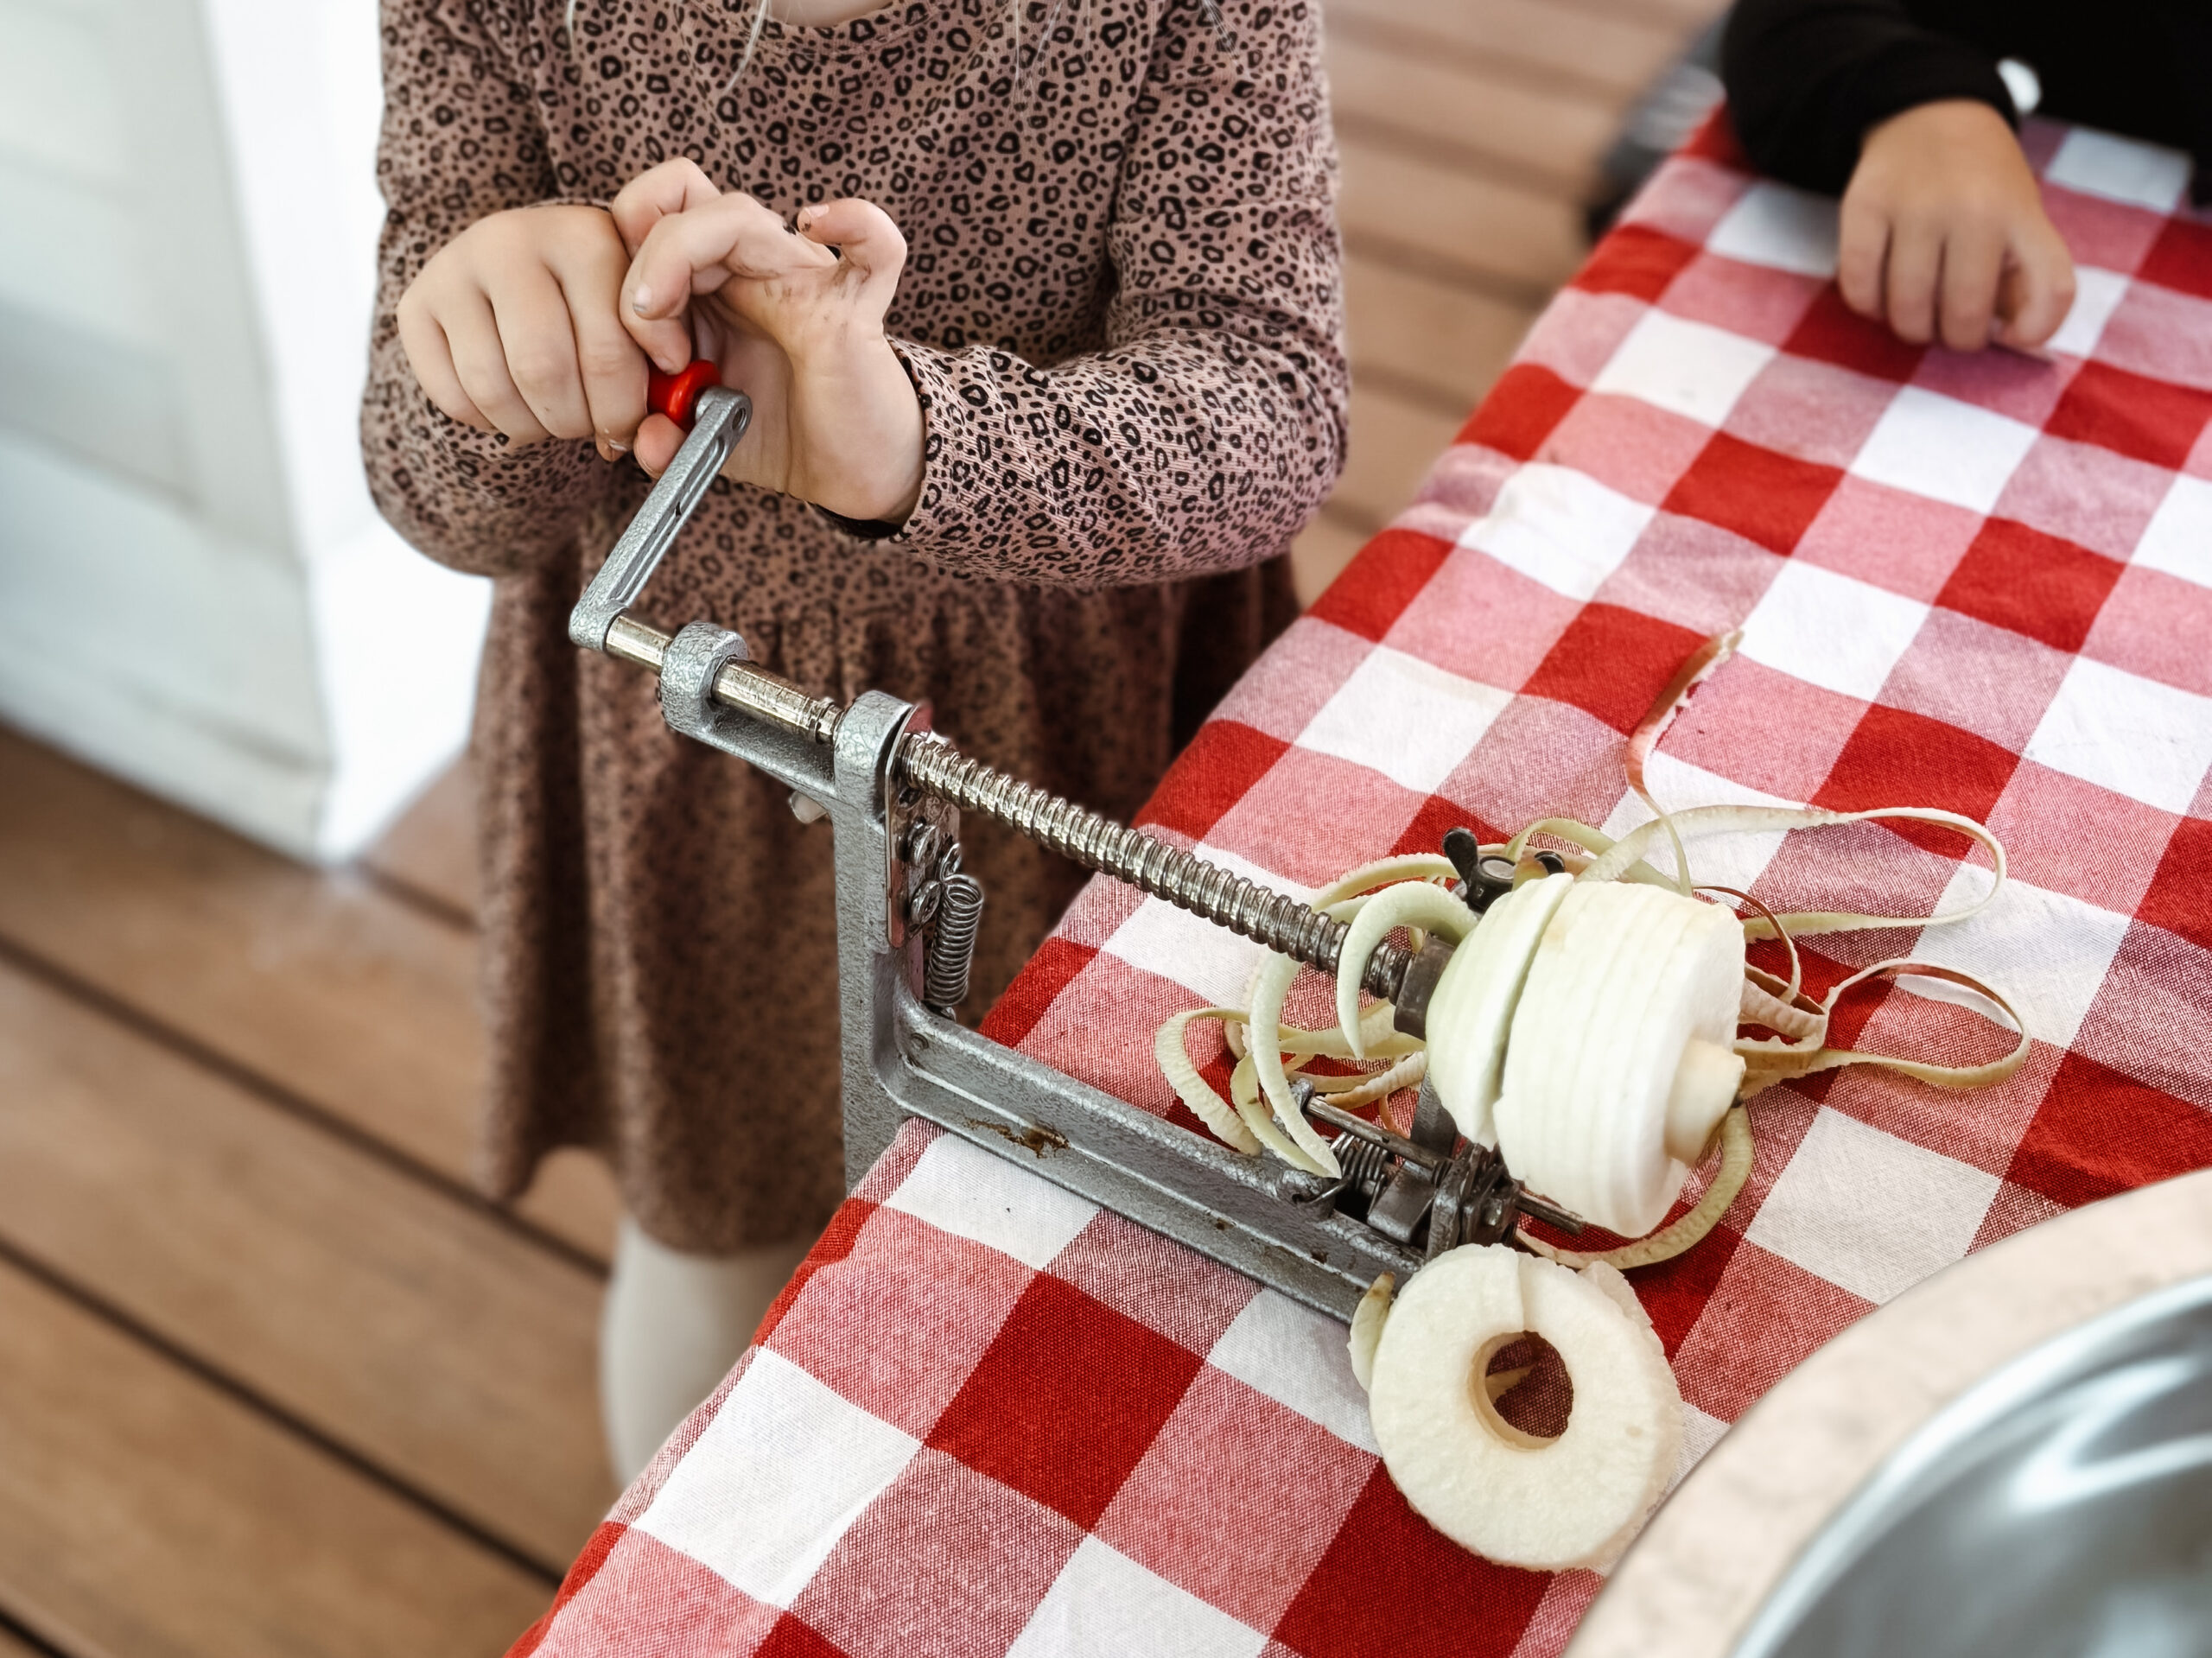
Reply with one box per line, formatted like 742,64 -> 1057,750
0,727 -> 617,1262
1553,0 -> 1729,37
1329,384 -> 1471,530
1344,255 -> 1536,415
1325,0 -> 1683,99
361,759 -> 479,924
529,1147 -> 628,1262
1338,139 -> 1586,301
1292,510 -> 1377,608
0,1258 -> 552,1658
0,960 -> 613,1569
1325,35 -> 1618,194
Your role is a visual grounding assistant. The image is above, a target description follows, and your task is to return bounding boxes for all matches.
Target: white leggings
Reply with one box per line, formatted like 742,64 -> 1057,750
599,1217 -> 816,1484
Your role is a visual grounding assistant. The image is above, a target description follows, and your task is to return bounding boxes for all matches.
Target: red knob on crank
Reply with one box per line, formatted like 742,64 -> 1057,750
648,359 -> 721,430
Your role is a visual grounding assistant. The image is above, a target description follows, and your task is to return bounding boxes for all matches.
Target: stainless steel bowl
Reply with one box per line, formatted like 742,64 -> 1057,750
1732,1273 -> 2212,1658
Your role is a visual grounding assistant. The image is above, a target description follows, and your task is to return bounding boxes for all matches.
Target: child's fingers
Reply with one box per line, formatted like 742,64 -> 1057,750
1993,221 -> 2077,351
796,198 -> 908,289
445,289 -> 552,442
1883,219 -> 1943,346
610,157 -> 722,257
629,191 -> 832,303
489,265 -> 596,441
1836,199 -> 1890,321
631,410 -> 686,478
615,203 -> 702,372
397,292 -> 493,430
548,231 -> 649,450
621,303 -> 696,378
622,194 -> 830,367
1936,220 -> 2005,351
568,301 -> 648,454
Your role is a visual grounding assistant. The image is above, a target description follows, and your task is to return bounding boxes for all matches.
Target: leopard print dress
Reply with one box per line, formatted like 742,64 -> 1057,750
364,0 -> 1346,1252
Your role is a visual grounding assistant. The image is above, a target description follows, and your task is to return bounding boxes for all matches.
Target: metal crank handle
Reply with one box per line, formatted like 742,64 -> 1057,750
568,361 -> 753,654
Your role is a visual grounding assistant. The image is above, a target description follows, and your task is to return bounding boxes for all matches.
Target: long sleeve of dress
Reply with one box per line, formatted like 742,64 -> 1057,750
360,1 -> 620,578
1720,0 -> 2015,195
887,0 -> 1349,588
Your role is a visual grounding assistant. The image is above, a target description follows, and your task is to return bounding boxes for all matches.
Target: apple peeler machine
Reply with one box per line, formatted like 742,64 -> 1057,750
568,364 -> 1583,1324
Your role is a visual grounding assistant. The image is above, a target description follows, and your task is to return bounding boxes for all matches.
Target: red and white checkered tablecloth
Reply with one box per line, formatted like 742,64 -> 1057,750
514,116 -> 2212,1658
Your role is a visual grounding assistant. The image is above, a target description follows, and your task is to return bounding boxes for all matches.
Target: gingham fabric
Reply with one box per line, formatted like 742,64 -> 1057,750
514,116 -> 2212,1658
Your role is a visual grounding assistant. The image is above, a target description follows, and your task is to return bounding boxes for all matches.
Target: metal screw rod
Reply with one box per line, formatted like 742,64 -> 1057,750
899,734 -> 1411,999
605,614 -> 1404,994
1306,1094 -> 1587,1236
1512,1189 -> 1586,1236
1305,1096 -> 1448,1172
607,616 -> 843,745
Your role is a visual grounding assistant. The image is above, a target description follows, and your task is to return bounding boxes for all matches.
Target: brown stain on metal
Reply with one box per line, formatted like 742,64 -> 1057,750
967,1118 -> 1067,1158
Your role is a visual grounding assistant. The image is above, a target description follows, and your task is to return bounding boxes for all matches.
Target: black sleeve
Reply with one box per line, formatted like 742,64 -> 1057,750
1721,0 -> 2018,194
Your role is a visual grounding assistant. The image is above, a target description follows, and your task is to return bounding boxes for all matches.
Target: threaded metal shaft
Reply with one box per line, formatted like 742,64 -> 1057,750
615,616 -> 1408,994
899,734 -> 1409,998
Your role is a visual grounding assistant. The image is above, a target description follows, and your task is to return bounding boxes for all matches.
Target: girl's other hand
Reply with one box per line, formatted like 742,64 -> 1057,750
396,206 -> 647,462
609,160 -> 925,524
1840,99 -> 2076,353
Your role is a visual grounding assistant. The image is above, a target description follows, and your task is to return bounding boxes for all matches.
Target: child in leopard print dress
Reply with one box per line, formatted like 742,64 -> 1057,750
365,0 -> 1345,1473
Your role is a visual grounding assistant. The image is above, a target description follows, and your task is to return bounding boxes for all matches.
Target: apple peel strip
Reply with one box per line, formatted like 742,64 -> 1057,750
1516,1105 -> 1754,1271
1150,629 -> 2025,1276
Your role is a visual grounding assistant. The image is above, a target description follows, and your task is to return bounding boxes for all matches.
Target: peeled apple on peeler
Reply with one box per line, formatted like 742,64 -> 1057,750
1154,631 -> 2031,1572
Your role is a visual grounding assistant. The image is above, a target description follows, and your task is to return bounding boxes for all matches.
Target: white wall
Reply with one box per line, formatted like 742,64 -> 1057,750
0,0 -> 489,861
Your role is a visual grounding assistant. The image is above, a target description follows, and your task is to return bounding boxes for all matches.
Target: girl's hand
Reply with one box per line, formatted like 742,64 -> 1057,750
396,205 -> 647,461
609,159 -> 925,524
1840,99 -> 2076,353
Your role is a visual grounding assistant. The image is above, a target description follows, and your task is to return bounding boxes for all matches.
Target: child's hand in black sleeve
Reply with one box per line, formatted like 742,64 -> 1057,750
1840,98 -> 2075,352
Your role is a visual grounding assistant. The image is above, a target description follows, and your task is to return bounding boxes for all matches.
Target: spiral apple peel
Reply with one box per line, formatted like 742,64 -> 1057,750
1150,631 -> 2030,1570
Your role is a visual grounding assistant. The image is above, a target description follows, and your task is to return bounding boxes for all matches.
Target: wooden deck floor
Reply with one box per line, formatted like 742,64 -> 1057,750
0,3 -> 1719,1649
